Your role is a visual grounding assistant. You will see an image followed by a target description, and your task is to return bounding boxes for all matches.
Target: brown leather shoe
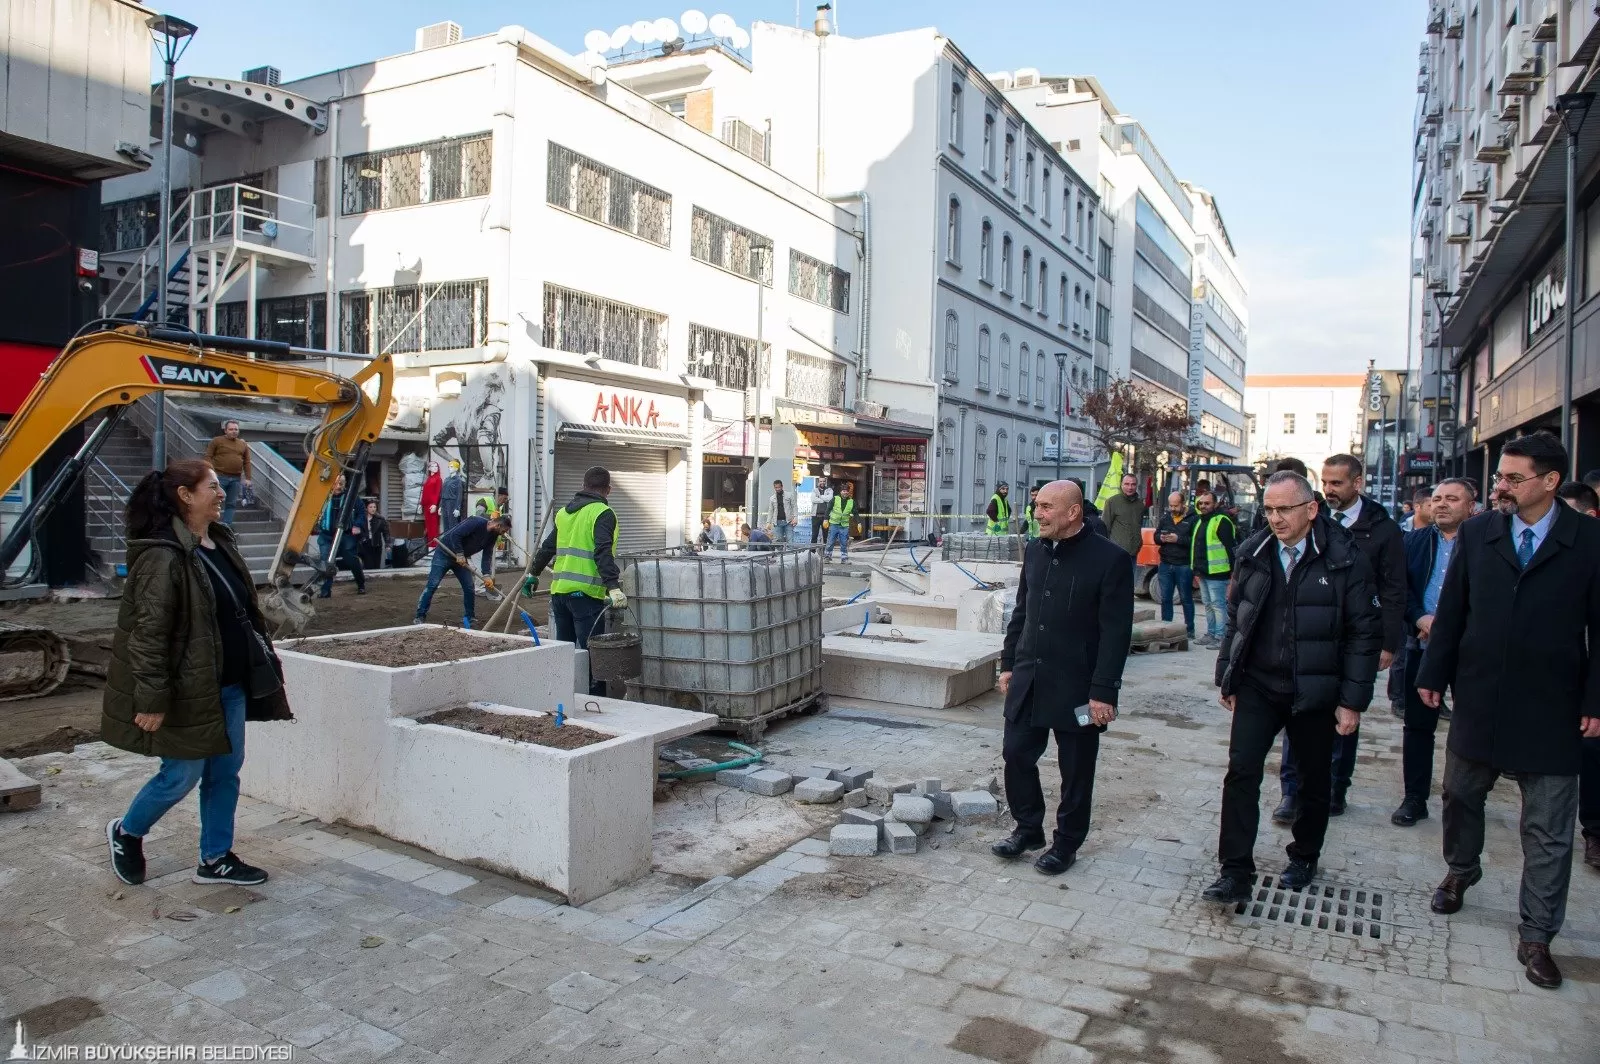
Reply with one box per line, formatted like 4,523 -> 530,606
1429,869 -> 1482,915
1516,941 -> 1562,988
1585,834 -> 1600,871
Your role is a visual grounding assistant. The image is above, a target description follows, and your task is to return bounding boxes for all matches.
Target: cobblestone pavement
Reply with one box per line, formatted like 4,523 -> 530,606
2,647 -> 1596,1063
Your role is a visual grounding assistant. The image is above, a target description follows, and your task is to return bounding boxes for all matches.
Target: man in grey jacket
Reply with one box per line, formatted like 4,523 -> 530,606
1102,474 -> 1146,566
811,480 -> 835,545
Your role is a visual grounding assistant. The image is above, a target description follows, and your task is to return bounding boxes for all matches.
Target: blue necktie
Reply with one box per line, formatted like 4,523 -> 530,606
1516,528 -> 1536,568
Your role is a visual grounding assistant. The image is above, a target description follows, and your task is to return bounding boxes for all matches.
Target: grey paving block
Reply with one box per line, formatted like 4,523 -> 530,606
842,788 -> 868,809
830,767 -> 874,790
882,821 -> 918,855
915,777 -> 943,796
863,778 -> 914,804
793,778 -> 846,804
949,790 -> 1000,821
842,809 -> 884,827
810,761 -> 851,776
829,825 -> 880,857
715,766 -> 759,788
930,791 -> 955,819
740,769 -> 795,796
970,775 -> 999,794
889,793 -> 935,824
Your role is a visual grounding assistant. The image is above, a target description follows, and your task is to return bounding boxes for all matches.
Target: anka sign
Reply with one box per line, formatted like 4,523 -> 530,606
549,379 -> 687,436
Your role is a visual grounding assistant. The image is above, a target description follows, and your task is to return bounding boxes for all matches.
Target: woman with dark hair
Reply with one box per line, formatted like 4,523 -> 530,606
103,458 -> 292,887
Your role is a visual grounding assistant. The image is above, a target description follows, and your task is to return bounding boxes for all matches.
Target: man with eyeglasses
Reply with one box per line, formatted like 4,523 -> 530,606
1417,433 -> 1600,989
1204,471 -> 1381,905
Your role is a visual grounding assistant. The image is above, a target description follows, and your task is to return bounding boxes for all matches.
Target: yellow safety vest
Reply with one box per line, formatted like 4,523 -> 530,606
1193,513 -> 1234,576
1023,503 -> 1040,538
830,496 -> 855,525
987,493 -> 1010,535
550,501 -> 617,599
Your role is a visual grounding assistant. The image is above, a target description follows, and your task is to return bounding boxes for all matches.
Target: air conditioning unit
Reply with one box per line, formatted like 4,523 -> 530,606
242,66 -> 280,86
1445,2 -> 1464,37
1447,206 -> 1473,244
1423,94 -> 1443,125
1416,137 -> 1429,163
1426,0 -> 1445,35
1427,178 -> 1443,206
1475,114 -> 1512,162
415,20 -> 462,51
1499,26 -> 1539,95
1013,68 -> 1040,88
1498,95 -> 1522,123
1441,121 -> 1461,155
1531,0 -> 1559,42
852,399 -> 886,419
1412,256 -> 1425,278
1419,211 -> 1436,238
1459,164 -> 1491,202
985,71 -> 1014,91
1417,68 -> 1431,93
1425,264 -> 1447,290
721,118 -> 770,165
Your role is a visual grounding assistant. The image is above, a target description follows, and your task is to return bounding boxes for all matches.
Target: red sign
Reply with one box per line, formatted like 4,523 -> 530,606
0,341 -> 57,416
591,391 -> 662,429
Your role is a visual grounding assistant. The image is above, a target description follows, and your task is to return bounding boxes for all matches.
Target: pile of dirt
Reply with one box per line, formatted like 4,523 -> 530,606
292,627 -> 523,667
420,706 -> 608,749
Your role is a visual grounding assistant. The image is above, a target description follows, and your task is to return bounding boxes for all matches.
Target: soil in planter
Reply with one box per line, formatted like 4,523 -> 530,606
296,628 -> 521,667
421,706 -> 609,749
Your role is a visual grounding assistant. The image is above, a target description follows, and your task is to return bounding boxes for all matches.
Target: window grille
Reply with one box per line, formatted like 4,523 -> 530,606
947,197 -> 962,264
996,429 -> 1009,488
1035,350 -> 1046,408
785,351 -> 847,409
974,425 -> 988,489
980,221 -> 993,282
1001,235 -> 1013,292
1021,250 -> 1033,307
1038,262 -> 1048,314
788,250 -> 851,312
721,118 -> 771,165
997,333 -> 1011,397
100,190 -> 187,252
939,419 -> 956,485
688,323 -> 770,390
943,311 -> 960,380
543,284 -> 668,370
340,279 -> 487,355
1016,336 -> 1028,401
977,326 -> 991,390
342,133 -> 490,214
692,208 -> 772,283
547,143 -> 671,246
1016,435 -> 1029,489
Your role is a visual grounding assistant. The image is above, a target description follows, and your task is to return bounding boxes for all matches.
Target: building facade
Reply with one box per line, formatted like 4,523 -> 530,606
1415,2 -> 1600,483
1243,374 -> 1366,488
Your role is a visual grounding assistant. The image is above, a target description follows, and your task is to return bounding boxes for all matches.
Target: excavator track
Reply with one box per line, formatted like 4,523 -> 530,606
0,620 -> 71,701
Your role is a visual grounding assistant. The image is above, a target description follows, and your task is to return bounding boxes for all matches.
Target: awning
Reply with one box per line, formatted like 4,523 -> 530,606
556,421 -> 690,448
152,75 -> 329,146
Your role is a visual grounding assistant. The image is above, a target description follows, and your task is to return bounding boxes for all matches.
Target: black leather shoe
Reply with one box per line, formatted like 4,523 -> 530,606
1329,790 -> 1348,817
1271,795 -> 1299,826
1279,858 -> 1317,890
1516,941 -> 1562,989
1430,868 -> 1482,914
1390,799 -> 1428,826
1033,849 -> 1076,876
1585,834 -> 1600,871
990,831 -> 1046,859
1202,874 -> 1253,904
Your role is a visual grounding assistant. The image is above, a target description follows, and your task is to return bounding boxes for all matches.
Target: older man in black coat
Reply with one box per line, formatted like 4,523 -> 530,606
1417,433 -> 1600,990
993,480 -> 1134,876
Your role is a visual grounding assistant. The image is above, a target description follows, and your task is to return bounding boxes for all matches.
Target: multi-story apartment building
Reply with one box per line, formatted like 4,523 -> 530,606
1243,374 -> 1366,489
96,22 -> 862,552
1415,1 -> 1600,482
1002,75 -> 1249,466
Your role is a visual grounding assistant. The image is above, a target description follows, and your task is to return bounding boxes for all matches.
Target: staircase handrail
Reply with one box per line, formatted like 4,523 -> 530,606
83,457 -> 131,573
100,192 -> 195,320
125,397 -> 303,529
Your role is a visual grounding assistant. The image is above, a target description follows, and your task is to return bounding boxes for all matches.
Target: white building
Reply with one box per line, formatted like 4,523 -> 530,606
1243,374 -> 1365,486
97,22 -> 863,552
1001,75 -> 1249,464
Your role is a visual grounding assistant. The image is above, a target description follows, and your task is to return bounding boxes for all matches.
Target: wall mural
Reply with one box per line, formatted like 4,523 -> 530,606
429,365 -> 512,494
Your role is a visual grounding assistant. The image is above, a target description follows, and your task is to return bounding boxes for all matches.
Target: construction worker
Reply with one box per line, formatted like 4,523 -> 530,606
1022,487 -> 1041,540
825,483 -> 855,563
986,483 -> 1012,535
528,466 -> 626,696
414,513 -> 511,628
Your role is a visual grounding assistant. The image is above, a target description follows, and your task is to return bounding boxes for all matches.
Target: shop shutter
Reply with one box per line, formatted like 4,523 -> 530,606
551,441 -> 671,556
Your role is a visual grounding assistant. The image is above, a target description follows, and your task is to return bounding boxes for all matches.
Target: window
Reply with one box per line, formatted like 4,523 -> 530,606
213,295 -> 327,349
100,189 -> 187,252
1075,200 -> 1086,248
1059,277 -> 1069,326
788,250 -> 851,312
1035,350 -> 1046,408
1095,302 -> 1111,343
977,326 -> 991,389
786,351 -> 847,408
996,429 -> 1009,489
1203,370 -> 1244,412
1042,168 -> 1052,223
983,111 -> 996,174
1015,336 -> 1028,401
1315,412 -> 1330,435
688,323 -> 771,389
1204,328 -> 1247,376
343,133 -> 491,214
1201,412 -> 1243,448
1246,413 -> 1257,437
1016,435 -> 1029,490
1282,413 -> 1297,434
658,96 -> 687,118
1000,235 -> 1014,293
949,79 -> 964,149
1024,151 -> 1036,208
341,279 -> 488,355
946,197 -> 961,265
546,142 -> 671,246
543,283 -> 668,369
997,333 -> 1011,397
979,220 -> 993,283
939,419 -> 956,485
1021,249 -> 1033,307
1037,261 -> 1048,315
943,310 -> 960,380
1098,239 -> 1113,280
1035,435 -> 1044,463
974,425 -> 988,489
691,208 -> 772,283
1003,128 -> 1016,191
1063,186 -> 1072,238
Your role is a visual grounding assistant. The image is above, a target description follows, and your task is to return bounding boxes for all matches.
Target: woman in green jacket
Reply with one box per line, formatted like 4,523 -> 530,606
104,459 -> 291,887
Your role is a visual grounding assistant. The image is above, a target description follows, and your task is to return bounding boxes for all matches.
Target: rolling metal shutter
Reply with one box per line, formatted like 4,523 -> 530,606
551,441 -> 670,555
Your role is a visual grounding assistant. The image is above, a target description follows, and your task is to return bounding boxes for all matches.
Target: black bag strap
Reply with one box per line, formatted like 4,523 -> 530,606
195,546 -> 249,621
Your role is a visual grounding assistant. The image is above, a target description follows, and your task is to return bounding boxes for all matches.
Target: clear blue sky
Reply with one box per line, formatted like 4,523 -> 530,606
161,0 -> 1423,375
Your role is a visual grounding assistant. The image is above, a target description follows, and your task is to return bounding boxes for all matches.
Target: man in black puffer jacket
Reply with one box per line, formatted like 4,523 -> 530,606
1202,471 -> 1383,904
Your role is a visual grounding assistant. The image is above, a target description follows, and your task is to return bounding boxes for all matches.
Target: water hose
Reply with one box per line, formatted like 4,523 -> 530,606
951,559 -> 988,589
846,587 -> 870,604
521,611 -> 541,644
656,740 -> 765,780
858,609 -> 870,635
907,542 -> 930,572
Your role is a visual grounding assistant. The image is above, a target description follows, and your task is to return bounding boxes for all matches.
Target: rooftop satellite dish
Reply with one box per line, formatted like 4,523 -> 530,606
583,28 -> 612,52
729,26 -> 750,49
631,20 -> 657,43
680,8 -> 708,33
652,17 -> 679,41
708,12 -> 736,36
609,25 -> 632,49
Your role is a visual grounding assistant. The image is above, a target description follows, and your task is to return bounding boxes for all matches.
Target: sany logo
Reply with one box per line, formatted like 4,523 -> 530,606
591,392 -> 660,429
140,356 -> 246,391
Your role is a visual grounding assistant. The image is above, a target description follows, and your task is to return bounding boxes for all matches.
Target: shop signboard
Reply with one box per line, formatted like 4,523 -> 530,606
548,378 -> 688,436
796,429 -> 880,463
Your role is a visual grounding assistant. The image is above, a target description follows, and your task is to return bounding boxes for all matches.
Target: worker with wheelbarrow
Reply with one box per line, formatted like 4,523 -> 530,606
526,466 -> 627,696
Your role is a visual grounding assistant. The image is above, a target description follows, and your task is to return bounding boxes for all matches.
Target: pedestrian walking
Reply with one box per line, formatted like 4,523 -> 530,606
986,482 -> 1012,536
415,513 -> 511,629
1102,473 -> 1145,566
203,420 -> 252,527
103,459 -> 290,888
811,479 -> 834,545
1155,491 -> 1198,639
358,498 -> 391,571
421,461 -> 443,548
316,476 -> 367,598
825,483 -> 855,562
1190,490 -> 1236,647
765,479 -> 793,544
527,466 -> 626,696
1390,478 -> 1474,827
1417,434 -> 1600,988
992,480 -> 1134,874
1203,471 -> 1381,903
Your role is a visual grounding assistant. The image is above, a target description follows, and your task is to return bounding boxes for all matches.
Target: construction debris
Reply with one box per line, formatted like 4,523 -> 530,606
793,778 -> 846,804
829,824 -> 879,856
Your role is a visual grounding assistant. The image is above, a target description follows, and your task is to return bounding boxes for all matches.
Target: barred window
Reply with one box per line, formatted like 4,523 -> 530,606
1016,435 -> 1029,491
211,295 -> 326,352
342,134 -> 490,215
1036,350 -> 1047,409
547,143 -> 671,246
543,284 -> 668,370
785,351 -> 847,409
943,311 -> 960,380
974,424 -> 988,490
100,189 -> 187,252
980,220 -> 993,282
997,333 -> 1011,398
688,323 -> 770,390
939,418 -> 956,486
1000,234 -> 1013,293
996,429 -> 1008,488
976,326 -> 991,390
788,250 -> 851,312
691,208 -> 772,283
1021,249 -> 1033,308
340,279 -> 488,355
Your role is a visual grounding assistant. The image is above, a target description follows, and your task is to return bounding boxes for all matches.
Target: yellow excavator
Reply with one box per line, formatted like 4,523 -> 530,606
0,322 -> 394,700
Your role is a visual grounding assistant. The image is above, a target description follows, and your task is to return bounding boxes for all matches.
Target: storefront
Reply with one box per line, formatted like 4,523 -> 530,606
699,420 -> 766,516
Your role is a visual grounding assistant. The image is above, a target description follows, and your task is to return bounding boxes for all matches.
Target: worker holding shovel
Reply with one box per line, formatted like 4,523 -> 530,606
413,513 -> 512,628
526,466 -> 626,695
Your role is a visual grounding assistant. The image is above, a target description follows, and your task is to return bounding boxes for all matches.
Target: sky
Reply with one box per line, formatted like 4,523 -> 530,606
159,0 -> 1424,376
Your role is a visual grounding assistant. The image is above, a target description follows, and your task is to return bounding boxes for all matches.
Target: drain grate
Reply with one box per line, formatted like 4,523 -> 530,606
1233,875 -> 1389,942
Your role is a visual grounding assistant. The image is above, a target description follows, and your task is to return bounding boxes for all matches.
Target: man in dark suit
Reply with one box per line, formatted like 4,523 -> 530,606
1418,434 -> 1600,989
1556,480 -> 1600,873
992,480 -> 1134,875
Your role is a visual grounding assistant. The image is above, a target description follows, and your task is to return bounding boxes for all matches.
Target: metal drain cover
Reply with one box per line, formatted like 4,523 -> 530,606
1234,874 -> 1389,942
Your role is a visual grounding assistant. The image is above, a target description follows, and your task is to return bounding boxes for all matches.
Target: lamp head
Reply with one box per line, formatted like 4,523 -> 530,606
1556,91 -> 1595,137
148,13 -> 196,40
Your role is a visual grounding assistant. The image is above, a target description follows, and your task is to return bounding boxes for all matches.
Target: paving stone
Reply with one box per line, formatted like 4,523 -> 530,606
306,1020 -> 404,1062
829,825 -> 879,857
793,778 -> 846,804
809,761 -> 851,776
929,791 -> 955,819
842,808 -> 884,827
842,788 -> 868,808
715,766 -> 758,788
739,769 -> 794,796
915,777 -> 943,796
829,767 -> 874,790
970,775 -> 999,794
889,794 -> 935,824
412,868 -> 477,895
949,790 -> 1000,821
864,778 -> 915,804
882,821 -> 918,855
545,971 -> 622,1013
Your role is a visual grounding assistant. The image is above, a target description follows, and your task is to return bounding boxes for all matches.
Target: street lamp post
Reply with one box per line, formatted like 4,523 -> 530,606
147,13 -> 197,471
745,241 -> 772,518
1390,369 -> 1407,511
1054,352 -> 1068,481
1556,91 -> 1593,473
1429,288 -> 1450,468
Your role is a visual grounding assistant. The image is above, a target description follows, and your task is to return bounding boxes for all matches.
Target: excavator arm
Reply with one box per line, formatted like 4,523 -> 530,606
0,323 -> 394,634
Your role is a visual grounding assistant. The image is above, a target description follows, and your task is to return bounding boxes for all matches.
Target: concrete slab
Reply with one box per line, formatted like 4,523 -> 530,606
821,624 -> 1001,708
821,599 -> 884,635
871,593 -> 958,630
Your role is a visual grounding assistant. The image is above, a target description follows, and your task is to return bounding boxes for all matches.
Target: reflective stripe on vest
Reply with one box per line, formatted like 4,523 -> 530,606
830,496 -> 855,523
550,501 -> 616,599
1194,513 -> 1234,576
987,493 -> 1010,535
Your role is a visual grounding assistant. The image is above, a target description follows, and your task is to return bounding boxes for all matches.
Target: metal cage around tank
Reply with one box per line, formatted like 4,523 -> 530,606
940,532 -> 1028,562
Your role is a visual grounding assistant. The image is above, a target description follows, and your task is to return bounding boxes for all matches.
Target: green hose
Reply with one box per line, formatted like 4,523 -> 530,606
656,741 -> 765,780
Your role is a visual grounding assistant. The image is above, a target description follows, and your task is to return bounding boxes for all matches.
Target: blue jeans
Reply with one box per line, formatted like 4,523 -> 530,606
826,524 -> 849,560
1198,576 -> 1229,639
552,591 -> 608,696
774,520 -> 792,543
1157,563 -> 1195,635
415,550 -> 474,622
121,684 -> 246,864
217,475 -> 242,526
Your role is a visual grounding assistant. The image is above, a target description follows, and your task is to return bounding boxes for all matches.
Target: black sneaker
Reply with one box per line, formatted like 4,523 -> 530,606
1202,874 -> 1253,904
1271,795 -> 1299,826
107,818 -> 146,885
1391,798 -> 1429,827
193,851 -> 268,885
1280,858 -> 1317,890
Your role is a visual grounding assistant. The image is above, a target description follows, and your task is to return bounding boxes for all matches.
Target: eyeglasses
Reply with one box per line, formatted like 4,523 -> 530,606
1261,501 -> 1314,518
1492,471 -> 1553,486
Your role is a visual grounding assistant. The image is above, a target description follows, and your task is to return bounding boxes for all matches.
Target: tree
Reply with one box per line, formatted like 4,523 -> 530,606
1079,377 -> 1194,473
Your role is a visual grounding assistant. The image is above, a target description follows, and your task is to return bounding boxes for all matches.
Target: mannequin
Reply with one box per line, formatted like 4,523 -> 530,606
439,459 -> 466,536
421,461 -> 443,547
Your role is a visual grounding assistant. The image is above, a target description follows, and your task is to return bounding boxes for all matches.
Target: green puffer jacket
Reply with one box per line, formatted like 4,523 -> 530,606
102,517 -> 292,760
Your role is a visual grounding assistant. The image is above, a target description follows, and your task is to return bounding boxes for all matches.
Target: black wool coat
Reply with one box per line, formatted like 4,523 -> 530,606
1001,525 -> 1134,730
1336,494 -> 1407,654
1416,505 -> 1600,775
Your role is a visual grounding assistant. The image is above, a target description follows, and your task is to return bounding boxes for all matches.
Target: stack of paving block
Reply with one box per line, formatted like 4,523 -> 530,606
830,775 -> 1001,857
